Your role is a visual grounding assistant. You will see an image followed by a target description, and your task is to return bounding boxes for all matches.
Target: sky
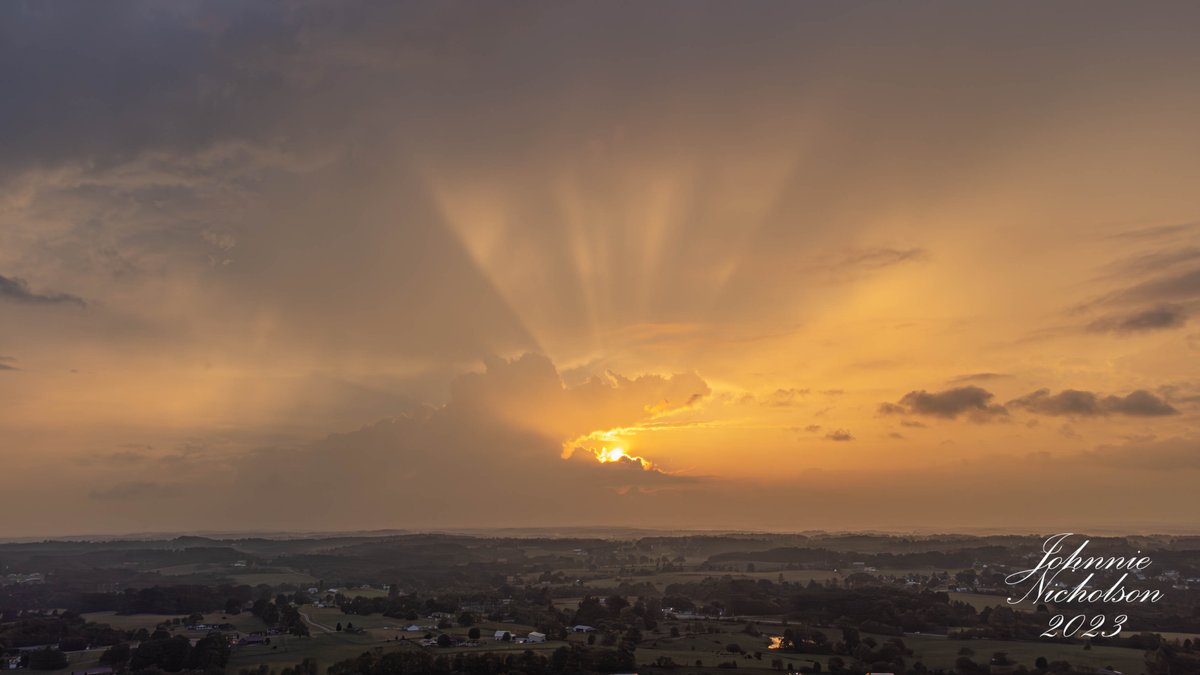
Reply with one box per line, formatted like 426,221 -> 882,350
2,1 -> 1200,537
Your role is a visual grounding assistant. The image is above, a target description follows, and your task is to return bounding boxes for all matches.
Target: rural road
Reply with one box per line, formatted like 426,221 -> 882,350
298,609 -> 335,634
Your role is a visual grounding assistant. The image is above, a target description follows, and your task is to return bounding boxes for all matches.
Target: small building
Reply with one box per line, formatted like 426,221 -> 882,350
405,624 -> 423,632
494,630 -> 512,640
527,632 -> 546,643
572,625 -> 595,633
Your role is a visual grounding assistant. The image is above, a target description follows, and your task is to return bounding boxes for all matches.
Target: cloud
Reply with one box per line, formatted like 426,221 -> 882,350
825,429 -> 854,441
1087,304 -> 1187,333
820,247 -> 928,283
0,356 -> 15,371
210,353 -> 710,525
762,387 -> 810,407
1103,390 -> 1180,416
1106,222 -> 1200,242
879,386 -> 1007,421
0,274 -> 85,307
1009,388 -> 1178,417
841,247 -> 927,270
1119,267 -> 1200,305
946,372 -> 1010,384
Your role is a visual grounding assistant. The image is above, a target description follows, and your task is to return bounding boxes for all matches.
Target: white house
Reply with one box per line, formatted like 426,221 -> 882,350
494,630 -> 512,640
572,625 -> 595,633
405,625 -> 423,632
527,632 -> 546,643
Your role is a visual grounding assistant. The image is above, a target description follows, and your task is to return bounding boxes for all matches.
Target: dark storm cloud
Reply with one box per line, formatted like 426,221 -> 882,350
0,2 -> 309,176
1009,388 -> 1178,417
1087,304 -> 1188,334
0,275 -> 85,308
879,386 -> 1007,420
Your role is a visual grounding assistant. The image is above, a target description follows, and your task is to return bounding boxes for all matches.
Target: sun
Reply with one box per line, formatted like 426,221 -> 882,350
599,447 -> 628,463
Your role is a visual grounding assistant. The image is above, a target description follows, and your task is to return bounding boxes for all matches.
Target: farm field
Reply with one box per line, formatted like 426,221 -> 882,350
80,611 -> 270,634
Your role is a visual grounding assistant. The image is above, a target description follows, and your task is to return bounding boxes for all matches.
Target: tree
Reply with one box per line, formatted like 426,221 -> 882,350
457,612 -> 475,627
842,627 -> 860,651
185,633 -> 230,671
335,622 -> 342,632
436,634 -> 451,648
99,643 -> 132,672
467,627 -> 480,640
29,648 -> 68,671
58,637 -> 88,652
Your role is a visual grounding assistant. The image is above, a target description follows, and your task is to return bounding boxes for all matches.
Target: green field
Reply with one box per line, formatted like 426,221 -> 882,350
81,611 -> 270,634
900,634 -> 1147,674
227,632 -> 390,672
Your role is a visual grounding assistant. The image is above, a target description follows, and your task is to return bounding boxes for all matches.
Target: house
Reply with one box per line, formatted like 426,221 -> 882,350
494,630 -> 512,640
572,625 -> 595,633
405,625 -> 423,632
527,632 -> 546,643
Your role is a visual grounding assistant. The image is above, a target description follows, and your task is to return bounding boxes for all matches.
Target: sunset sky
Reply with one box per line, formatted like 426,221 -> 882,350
2,2 -> 1200,537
